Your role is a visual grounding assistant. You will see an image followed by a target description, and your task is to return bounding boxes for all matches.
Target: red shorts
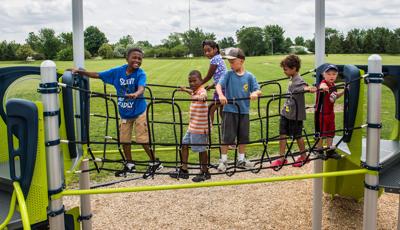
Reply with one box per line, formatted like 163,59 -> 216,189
319,113 -> 335,137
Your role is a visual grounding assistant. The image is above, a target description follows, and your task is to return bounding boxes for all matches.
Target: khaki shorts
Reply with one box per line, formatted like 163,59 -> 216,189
120,112 -> 149,144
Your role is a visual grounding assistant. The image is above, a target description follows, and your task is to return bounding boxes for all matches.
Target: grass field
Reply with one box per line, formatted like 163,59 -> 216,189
1,54 -> 400,181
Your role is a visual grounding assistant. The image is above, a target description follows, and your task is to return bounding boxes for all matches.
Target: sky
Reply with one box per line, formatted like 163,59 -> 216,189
0,0 -> 399,45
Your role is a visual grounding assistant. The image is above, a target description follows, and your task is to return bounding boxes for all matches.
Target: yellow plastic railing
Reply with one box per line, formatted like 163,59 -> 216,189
0,182 -> 31,230
53,169 -> 374,199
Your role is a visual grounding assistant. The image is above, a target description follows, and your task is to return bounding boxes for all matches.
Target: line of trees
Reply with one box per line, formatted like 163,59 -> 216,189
1,25 -> 399,61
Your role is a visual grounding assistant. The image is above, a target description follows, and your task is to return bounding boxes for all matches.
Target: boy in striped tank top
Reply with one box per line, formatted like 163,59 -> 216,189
170,70 -> 211,182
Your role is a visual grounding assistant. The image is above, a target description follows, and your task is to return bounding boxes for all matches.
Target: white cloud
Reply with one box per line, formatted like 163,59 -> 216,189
0,0 -> 399,44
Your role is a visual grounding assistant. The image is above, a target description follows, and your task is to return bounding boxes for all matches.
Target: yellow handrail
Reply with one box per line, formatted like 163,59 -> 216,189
53,169 -> 374,199
13,182 -> 31,230
0,191 -> 17,229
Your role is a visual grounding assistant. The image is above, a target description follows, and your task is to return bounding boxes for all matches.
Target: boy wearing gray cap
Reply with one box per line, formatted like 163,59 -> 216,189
215,48 -> 262,172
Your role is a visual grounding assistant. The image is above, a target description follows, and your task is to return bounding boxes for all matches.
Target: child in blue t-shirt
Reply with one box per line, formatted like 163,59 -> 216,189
216,48 -> 262,172
72,48 -> 162,178
201,40 -> 227,124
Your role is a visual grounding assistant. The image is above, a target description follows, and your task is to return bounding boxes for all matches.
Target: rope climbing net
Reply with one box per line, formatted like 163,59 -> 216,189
57,71 -> 364,186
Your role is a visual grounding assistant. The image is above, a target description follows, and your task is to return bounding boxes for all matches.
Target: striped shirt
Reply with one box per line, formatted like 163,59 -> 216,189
188,88 -> 209,134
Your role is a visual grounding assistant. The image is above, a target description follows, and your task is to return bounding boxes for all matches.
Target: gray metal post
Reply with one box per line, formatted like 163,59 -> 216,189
79,159 -> 92,230
72,1 -> 93,229
312,0 -> 325,229
362,54 -> 382,230
41,60 -> 65,230
72,0 -> 84,157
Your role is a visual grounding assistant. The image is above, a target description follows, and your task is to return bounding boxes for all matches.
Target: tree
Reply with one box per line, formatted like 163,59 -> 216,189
0,41 -> 20,60
218,37 -> 236,49
305,39 -> 315,53
236,26 -> 267,56
162,32 -> 183,49
40,28 -> 61,59
170,44 -> 189,57
343,29 -> 365,53
98,43 -> 114,59
59,32 -> 73,49
150,46 -> 171,58
26,32 -> 41,52
135,40 -> 152,49
25,28 -> 61,59
84,26 -> 108,56
325,28 -> 344,54
294,36 -> 305,46
57,47 -> 73,61
264,24 -> 286,54
327,33 -> 344,54
182,28 -> 216,57
385,28 -> 400,54
113,44 -> 126,58
117,35 -> 134,47
283,37 -> 293,53
16,44 -> 34,60
373,27 -> 392,53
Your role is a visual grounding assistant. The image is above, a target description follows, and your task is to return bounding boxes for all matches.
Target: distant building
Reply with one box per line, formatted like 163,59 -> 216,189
26,56 -> 35,62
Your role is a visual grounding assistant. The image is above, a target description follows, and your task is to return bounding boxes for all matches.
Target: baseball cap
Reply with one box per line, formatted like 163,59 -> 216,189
224,48 -> 245,60
323,64 -> 338,73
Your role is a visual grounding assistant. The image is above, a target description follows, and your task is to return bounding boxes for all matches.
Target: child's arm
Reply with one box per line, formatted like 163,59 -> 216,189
178,86 -> 193,94
201,64 -> 218,86
126,86 -> 145,99
336,89 -> 345,98
71,68 -> 100,79
205,83 -> 215,90
192,90 -> 207,101
250,90 -> 262,100
305,85 -> 317,93
216,84 -> 227,104
318,82 -> 329,92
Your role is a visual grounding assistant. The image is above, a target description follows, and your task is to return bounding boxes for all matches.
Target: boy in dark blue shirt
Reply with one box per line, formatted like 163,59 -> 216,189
73,48 -> 162,178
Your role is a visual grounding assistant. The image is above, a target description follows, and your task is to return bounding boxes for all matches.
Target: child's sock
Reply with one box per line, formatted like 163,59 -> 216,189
221,154 -> 228,162
126,163 -> 135,170
238,153 -> 245,161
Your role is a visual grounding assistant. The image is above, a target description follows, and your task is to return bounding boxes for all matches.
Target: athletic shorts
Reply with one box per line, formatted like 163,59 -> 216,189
120,112 -> 149,144
279,116 -> 303,138
319,113 -> 335,137
182,131 -> 208,152
221,112 -> 249,144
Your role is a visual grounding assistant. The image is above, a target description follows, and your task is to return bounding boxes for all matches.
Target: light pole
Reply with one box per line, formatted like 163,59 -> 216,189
188,0 -> 191,31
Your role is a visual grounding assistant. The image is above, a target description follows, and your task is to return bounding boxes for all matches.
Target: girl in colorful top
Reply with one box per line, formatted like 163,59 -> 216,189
201,40 -> 227,123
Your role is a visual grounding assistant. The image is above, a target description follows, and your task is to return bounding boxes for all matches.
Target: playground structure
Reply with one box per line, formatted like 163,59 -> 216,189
1,1 -> 400,230
1,55 -> 400,230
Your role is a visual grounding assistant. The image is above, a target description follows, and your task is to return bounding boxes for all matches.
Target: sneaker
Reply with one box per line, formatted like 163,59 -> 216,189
143,159 -> 163,179
270,158 -> 288,168
326,149 -> 341,160
169,168 -> 189,179
192,172 -> 211,182
236,158 -> 255,169
115,165 -> 135,177
292,155 -> 310,167
316,149 -> 328,160
217,160 -> 228,172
